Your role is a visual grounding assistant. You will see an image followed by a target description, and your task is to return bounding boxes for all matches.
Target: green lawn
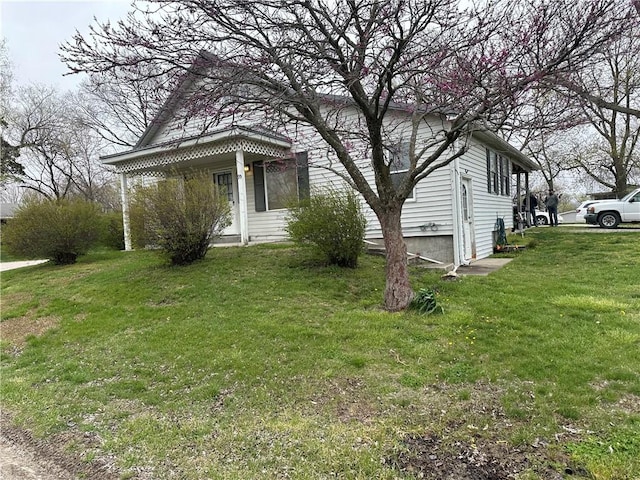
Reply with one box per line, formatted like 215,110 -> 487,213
1,229 -> 639,479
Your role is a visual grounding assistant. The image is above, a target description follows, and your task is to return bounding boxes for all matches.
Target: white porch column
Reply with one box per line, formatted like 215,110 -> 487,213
235,149 -> 250,245
119,172 -> 132,251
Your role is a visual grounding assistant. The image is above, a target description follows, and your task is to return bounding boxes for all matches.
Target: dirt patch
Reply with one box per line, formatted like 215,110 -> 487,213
389,433 -> 581,479
0,411 -> 119,480
0,314 -> 60,349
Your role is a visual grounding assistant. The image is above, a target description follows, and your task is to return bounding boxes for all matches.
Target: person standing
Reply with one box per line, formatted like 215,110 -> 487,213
545,189 -> 559,227
528,193 -> 538,227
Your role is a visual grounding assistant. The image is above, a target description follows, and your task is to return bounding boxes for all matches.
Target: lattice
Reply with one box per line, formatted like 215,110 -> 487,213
113,139 -> 290,174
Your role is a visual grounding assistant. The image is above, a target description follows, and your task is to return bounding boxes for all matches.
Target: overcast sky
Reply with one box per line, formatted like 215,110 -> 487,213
1,0 -> 133,91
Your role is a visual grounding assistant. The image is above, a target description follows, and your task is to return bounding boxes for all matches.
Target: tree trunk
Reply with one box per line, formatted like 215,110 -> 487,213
614,160 -> 628,196
379,206 -> 413,312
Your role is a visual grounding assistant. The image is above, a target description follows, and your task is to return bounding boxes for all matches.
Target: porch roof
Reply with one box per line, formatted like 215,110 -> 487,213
100,125 -> 292,175
473,129 -> 538,172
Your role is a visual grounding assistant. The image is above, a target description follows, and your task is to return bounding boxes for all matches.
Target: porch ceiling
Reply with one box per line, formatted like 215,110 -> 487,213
101,126 -> 292,175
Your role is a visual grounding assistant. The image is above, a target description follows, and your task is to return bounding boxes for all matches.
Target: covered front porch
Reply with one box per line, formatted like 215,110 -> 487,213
101,126 -> 293,250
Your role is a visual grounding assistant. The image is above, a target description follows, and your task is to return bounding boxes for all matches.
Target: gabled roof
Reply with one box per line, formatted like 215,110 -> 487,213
111,50 -> 536,171
134,51 -> 233,149
134,71 -> 198,149
473,130 -> 538,171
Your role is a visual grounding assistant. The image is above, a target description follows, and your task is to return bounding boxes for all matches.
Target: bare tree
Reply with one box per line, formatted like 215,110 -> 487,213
571,36 -> 639,194
1,40 -> 25,186
502,84 -> 586,192
62,0 -> 637,310
77,69 -> 170,149
505,29 -> 640,196
5,85 -> 117,203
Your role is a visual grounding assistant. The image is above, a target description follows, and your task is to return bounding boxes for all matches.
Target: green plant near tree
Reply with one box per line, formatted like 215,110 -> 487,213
286,187 -> 367,267
131,172 -> 231,265
2,197 -> 103,264
410,287 -> 443,314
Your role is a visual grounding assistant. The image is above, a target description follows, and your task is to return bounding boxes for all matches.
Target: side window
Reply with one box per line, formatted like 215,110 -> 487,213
486,149 -> 509,196
486,149 -> 498,194
500,156 -> 510,196
389,142 -> 415,200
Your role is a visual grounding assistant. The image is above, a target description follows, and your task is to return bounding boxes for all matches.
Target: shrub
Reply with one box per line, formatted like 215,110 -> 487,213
100,211 -> 125,250
133,173 -> 231,265
129,185 -> 153,250
3,198 -> 103,265
285,187 -> 367,268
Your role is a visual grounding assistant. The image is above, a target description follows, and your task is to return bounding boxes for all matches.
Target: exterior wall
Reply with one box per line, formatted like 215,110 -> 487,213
142,90 -> 518,262
245,172 -> 290,240
368,235 -> 454,263
461,138 -> 515,260
274,109 -> 457,258
149,78 -> 261,145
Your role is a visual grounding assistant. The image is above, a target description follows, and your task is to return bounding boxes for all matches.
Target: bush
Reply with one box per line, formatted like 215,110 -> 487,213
285,187 -> 367,268
133,173 -> 231,265
3,198 -> 103,265
100,211 -> 125,250
129,185 -> 153,250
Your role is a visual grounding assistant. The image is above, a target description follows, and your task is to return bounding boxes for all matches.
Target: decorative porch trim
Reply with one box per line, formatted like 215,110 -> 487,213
111,139 -> 290,175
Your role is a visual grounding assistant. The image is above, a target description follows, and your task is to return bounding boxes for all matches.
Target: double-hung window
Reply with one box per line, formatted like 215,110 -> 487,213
486,149 -> 510,197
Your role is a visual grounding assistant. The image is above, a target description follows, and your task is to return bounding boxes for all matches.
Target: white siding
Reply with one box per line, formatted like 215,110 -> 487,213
149,78 -> 265,146
140,87 -> 520,261
461,138 -> 514,259
273,110 -> 457,241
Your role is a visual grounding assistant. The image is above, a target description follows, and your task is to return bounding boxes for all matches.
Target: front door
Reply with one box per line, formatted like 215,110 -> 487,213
461,178 -> 476,260
215,171 -> 239,235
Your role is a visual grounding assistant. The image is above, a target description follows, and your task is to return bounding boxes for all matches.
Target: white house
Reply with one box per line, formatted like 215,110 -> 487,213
102,71 -> 537,268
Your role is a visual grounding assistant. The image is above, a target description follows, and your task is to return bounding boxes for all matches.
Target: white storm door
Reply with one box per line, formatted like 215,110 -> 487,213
461,178 -> 475,260
215,171 -> 240,235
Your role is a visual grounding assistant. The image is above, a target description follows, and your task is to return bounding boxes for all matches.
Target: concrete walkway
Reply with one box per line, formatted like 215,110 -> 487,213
0,260 -> 49,272
457,257 -> 513,276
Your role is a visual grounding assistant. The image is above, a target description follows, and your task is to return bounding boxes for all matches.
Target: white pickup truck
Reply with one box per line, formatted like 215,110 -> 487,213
584,188 -> 640,228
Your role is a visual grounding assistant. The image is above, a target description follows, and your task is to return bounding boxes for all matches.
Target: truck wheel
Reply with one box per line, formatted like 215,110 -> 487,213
598,212 -> 620,228
536,215 -> 548,226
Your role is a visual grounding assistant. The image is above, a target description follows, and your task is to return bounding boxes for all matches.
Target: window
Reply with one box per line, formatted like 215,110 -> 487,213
486,149 -> 510,197
499,156 -> 510,196
265,159 -> 298,210
461,183 -> 469,221
389,142 -> 415,200
253,152 -> 310,212
486,149 -> 498,194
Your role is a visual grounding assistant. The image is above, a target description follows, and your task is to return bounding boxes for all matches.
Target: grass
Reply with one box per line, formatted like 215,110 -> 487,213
1,229 -> 639,479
